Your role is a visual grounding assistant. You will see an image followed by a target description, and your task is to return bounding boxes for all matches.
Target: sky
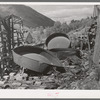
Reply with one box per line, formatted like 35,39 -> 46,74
26,5 -> 94,23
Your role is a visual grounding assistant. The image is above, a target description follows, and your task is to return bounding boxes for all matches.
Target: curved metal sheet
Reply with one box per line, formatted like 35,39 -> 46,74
12,46 -> 62,73
50,48 -> 82,60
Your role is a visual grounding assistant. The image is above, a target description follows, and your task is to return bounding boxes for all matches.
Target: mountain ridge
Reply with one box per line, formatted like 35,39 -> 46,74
0,5 -> 54,28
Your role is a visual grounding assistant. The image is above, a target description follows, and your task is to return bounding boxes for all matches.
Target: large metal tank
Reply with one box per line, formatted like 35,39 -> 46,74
45,33 -> 81,60
12,46 -> 62,73
46,33 -> 70,49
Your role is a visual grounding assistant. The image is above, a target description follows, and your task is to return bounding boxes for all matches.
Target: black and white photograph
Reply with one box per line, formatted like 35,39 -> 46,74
0,3 -> 100,92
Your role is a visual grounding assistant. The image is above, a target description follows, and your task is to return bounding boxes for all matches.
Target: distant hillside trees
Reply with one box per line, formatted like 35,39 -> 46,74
44,27 -> 54,37
26,16 -> 93,43
61,22 -> 70,33
53,21 -> 61,33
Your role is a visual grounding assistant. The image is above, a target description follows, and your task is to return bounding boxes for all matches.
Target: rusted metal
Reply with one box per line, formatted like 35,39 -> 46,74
12,46 -> 62,73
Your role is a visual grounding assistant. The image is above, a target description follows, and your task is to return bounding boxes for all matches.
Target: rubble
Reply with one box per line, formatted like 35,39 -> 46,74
0,48 -> 99,90
3,75 -> 9,80
12,82 -> 22,87
0,81 -> 5,86
0,60 -> 99,90
14,74 -> 23,81
17,86 -> 28,89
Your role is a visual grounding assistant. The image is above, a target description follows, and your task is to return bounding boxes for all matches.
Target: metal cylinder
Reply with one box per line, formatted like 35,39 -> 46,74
45,33 -> 70,49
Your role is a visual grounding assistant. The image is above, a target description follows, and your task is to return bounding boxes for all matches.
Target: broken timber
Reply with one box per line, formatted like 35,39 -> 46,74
93,5 -> 100,65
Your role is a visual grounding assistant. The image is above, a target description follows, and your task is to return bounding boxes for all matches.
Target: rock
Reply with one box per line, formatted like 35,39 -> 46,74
84,61 -> 89,66
22,73 -> 28,80
70,68 -> 81,74
9,72 -> 15,77
22,73 -> 28,81
33,76 -> 39,80
57,83 -> 68,89
26,81 -> 33,84
84,61 -> 89,70
82,81 -> 99,90
28,85 -> 40,89
62,60 -> 69,67
34,81 -> 42,85
17,86 -> 28,89
45,78 -> 55,83
12,82 -> 22,87
70,81 -> 79,89
9,76 -> 16,81
40,76 -> 48,81
14,74 -> 23,81
83,53 -> 88,58
67,65 -> 76,68
3,75 -> 9,80
37,85 -> 47,89
64,77 -> 70,81
0,81 -> 5,86
90,71 -> 96,76
22,73 -> 28,78
29,77 -> 34,81
42,76 -> 48,80
45,83 -> 59,89
46,74 -> 55,82
21,84 -> 29,87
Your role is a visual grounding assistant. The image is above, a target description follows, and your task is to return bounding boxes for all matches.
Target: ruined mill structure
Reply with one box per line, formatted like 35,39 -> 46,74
0,14 -> 25,77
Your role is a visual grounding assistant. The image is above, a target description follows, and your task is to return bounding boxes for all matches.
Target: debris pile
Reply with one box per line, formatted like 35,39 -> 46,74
0,50 -> 100,90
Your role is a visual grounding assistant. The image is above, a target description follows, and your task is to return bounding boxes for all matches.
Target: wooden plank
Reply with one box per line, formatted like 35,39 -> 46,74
93,6 -> 100,65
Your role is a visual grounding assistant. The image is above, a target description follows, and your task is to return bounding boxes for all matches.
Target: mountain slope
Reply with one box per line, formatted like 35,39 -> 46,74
0,5 -> 54,28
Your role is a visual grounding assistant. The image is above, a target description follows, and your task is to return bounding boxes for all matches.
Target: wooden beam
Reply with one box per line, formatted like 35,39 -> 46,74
93,5 -> 100,65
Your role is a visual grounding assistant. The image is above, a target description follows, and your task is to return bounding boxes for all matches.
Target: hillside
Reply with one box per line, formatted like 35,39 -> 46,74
0,5 -> 54,28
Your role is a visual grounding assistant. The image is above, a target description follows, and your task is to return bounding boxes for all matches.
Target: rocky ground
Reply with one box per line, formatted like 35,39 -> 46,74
0,51 -> 100,90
